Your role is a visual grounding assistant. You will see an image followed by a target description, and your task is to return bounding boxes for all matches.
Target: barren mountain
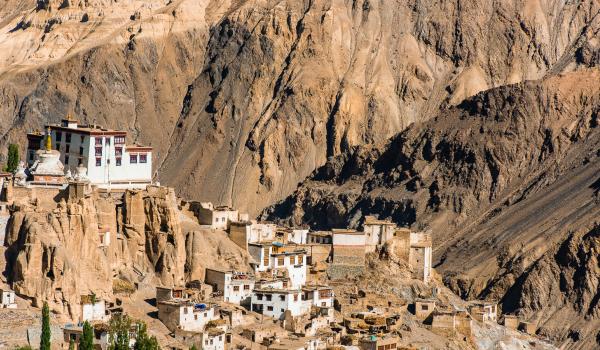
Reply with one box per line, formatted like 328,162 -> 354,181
0,0 -> 599,214
264,68 -> 600,349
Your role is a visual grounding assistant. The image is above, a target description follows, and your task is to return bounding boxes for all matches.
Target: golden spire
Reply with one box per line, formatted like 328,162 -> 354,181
46,126 -> 52,151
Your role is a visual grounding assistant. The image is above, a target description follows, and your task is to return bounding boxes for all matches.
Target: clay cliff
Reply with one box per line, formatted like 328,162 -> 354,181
0,0 -> 599,214
264,69 -> 600,349
3,186 -> 252,321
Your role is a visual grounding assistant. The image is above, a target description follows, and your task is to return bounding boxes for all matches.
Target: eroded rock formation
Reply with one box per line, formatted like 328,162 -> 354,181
3,186 -> 251,320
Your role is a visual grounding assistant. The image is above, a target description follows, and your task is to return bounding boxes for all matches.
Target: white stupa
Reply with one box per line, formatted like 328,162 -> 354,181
29,127 -> 65,183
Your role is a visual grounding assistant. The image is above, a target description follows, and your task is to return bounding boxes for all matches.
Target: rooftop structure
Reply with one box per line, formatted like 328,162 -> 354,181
26,117 -> 153,190
157,300 -> 219,332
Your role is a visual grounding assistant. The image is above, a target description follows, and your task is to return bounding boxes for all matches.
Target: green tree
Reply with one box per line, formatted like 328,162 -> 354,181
79,321 -> 94,350
134,322 -> 160,350
189,345 -> 198,350
68,339 -> 75,350
40,302 -> 51,350
5,144 -> 19,173
108,314 -> 131,350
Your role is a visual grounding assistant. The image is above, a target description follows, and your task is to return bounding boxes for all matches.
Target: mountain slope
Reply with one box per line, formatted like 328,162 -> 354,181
263,68 -> 600,349
0,0 -> 599,215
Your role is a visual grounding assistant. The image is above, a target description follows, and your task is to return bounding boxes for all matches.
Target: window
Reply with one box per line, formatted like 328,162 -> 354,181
65,156 -> 69,165
203,312 -> 207,317
194,315 -> 198,320
130,154 -> 137,164
219,336 -> 222,341
257,294 -> 263,300
294,294 -> 298,302
205,340 -> 208,345
66,144 -> 70,153
233,286 -> 239,292
210,340 -> 213,345
80,135 -> 84,143
115,147 -> 123,156
267,306 -> 273,311
79,147 -> 84,156
244,285 -> 250,290
96,158 -> 101,166
266,294 -> 272,301
115,136 -> 125,144
95,138 -> 102,145
105,137 -> 110,145
281,308 -> 285,312
116,157 -> 122,166
65,133 -> 71,143
277,256 -> 284,266
184,308 -> 188,314
421,305 -> 429,310
279,295 -> 285,301
95,147 -> 102,156
139,154 -> 147,163
56,132 -> 62,142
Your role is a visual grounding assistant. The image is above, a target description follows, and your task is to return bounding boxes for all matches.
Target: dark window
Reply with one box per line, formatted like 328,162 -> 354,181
79,147 -> 84,156
116,157 -> 122,166
233,286 -> 239,292
105,137 -> 111,146
115,147 -> 123,156
65,133 -> 71,143
266,294 -> 272,301
130,155 -> 137,164
95,138 -> 102,146
56,132 -> 62,142
80,135 -> 84,143
96,158 -> 101,166
66,145 -> 70,153
139,154 -> 147,163
257,294 -> 263,301
279,295 -> 285,301
267,306 -> 273,311
421,305 -> 428,310
244,285 -> 250,290
95,147 -> 102,156
65,156 -> 69,165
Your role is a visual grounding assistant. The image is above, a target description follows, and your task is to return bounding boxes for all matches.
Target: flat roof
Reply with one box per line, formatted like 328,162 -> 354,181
253,287 -> 301,294
47,123 -> 127,136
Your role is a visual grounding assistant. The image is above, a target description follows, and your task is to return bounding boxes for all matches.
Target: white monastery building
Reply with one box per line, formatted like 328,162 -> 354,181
27,117 -> 153,189
204,268 -> 255,305
157,301 -> 219,332
0,289 -> 16,309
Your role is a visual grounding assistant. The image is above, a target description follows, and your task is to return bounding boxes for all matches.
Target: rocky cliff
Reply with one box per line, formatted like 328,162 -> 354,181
264,68 -> 600,349
3,186 -> 252,320
0,0 -> 599,215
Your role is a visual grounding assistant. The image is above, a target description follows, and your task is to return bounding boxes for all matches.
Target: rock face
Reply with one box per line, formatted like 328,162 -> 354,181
264,69 -> 600,349
0,0 -> 599,215
3,186 -> 252,320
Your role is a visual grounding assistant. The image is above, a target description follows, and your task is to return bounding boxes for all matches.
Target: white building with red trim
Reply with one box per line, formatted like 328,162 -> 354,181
27,117 -> 152,189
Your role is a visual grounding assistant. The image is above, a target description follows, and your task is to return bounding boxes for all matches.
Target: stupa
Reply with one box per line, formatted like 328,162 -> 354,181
29,127 -> 65,184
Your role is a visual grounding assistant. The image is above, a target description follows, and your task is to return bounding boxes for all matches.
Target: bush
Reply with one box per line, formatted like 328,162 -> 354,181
5,144 -> 19,173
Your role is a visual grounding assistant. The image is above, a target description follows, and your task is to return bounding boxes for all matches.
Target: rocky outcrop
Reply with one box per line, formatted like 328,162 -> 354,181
1,0 -> 599,215
3,186 -> 252,320
264,69 -> 600,349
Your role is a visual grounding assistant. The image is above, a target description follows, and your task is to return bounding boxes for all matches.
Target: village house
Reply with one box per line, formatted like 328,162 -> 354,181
204,268 -> 255,305
302,286 -> 335,308
284,306 -> 334,337
248,242 -> 274,272
157,300 -> 219,332
80,294 -> 110,323
0,289 -> 16,308
414,299 -> 436,321
362,216 -> 397,252
408,232 -> 433,283
194,202 -> 239,230
251,288 -> 305,319
63,322 -> 138,350
27,117 -> 153,189
241,323 -> 288,344
468,300 -> 498,323
329,229 -> 366,279
174,328 -> 227,350
270,250 -> 308,288
503,315 -> 519,330
430,310 -> 472,335
519,321 -> 536,335
268,337 -> 321,350
358,335 -> 399,350
156,286 -> 196,303
285,227 -> 310,245
228,220 -> 277,249
307,231 -> 333,244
